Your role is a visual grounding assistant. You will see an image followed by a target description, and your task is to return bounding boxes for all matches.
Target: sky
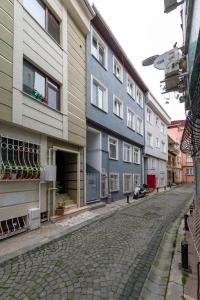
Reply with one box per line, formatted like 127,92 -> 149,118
88,0 -> 186,121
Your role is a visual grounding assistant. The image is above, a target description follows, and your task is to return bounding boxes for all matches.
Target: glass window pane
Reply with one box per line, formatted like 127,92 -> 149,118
23,62 -> 35,94
98,87 -> 103,109
48,10 -> 60,43
23,0 -> 45,28
34,72 -> 45,98
48,81 -> 59,110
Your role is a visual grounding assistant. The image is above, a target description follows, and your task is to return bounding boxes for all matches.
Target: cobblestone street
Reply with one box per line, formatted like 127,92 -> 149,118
0,186 -> 193,300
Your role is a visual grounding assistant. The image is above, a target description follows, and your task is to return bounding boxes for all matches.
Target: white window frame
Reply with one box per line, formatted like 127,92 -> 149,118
146,108 -> 153,124
161,141 -> 166,153
155,137 -> 160,148
91,27 -> 108,69
133,147 -> 141,164
101,172 -> 108,198
186,155 -> 193,163
108,136 -> 118,160
147,132 -> 153,147
113,95 -> 123,119
133,174 -> 141,190
161,122 -> 165,134
136,86 -> 143,107
127,107 -> 135,131
91,75 -> 108,113
123,173 -> 132,194
113,56 -> 123,82
127,74 -> 135,99
136,116 -> 143,136
186,167 -> 194,175
123,142 -> 132,163
109,173 -> 120,192
155,116 -> 160,127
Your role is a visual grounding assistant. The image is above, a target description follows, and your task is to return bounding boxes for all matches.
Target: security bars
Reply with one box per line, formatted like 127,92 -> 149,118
0,135 -> 41,180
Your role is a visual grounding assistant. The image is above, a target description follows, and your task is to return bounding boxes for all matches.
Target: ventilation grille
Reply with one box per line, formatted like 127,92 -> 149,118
0,216 -> 27,240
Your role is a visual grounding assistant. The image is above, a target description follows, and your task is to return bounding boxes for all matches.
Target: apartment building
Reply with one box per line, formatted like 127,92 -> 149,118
86,6 -> 147,203
168,120 -> 194,183
167,135 -> 182,185
0,0 -> 93,238
144,92 -> 171,189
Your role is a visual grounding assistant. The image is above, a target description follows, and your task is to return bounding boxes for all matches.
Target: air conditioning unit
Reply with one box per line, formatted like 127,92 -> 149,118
28,208 -> 40,230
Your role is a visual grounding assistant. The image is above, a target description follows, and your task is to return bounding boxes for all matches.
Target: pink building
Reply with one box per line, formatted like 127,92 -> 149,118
168,120 -> 194,183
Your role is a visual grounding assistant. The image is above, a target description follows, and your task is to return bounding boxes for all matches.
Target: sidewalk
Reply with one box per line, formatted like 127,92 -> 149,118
0,191 -> 157,264
166,215 -> 198,300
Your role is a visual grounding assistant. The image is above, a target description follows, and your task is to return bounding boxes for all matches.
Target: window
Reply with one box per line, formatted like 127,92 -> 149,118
186,168 -> 193,175
123,174 -> 132,193
133,174 -> 141,189
23,60 -> 60,110
133,147 -> 140,164
155,137 -> 160,148
161,141 -> 166,153
151,158 -> 155,169
0,135 -> 41,180
91,76 -> 108,112
156,117 -> 159,127
186,155 -> 193,163
127,108 -> 135,130
146,108 -> 152,124
147,132 -> 153,147
136,87 -> 143,107
109,173 -> 120,192
161,123 -> 165,134
113,96 -> 123,118
91,29 -> 107,68
136,116 -> 143,135
123,143 -> 132,162
113,56 -> 123,82
23,0 -> 60,43
101,173 -> 108,198
108,137 -> 118,160
160,177 -> 165,186
127,75 -> 135,99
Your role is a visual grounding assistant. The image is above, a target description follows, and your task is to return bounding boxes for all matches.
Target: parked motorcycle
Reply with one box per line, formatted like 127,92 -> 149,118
133,184 -> 147,199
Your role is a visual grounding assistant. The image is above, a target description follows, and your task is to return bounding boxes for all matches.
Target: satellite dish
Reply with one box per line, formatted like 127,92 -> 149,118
154,54 -> 166,70
142,55 -> 159,66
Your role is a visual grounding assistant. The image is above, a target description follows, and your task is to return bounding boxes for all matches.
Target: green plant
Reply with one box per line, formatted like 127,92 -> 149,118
56,182 -> 62,195
57,199 -> 66,209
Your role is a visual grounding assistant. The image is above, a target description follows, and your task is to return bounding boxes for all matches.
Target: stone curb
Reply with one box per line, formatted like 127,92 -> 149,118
0,185 -> 185,265
139,194 -> 193,300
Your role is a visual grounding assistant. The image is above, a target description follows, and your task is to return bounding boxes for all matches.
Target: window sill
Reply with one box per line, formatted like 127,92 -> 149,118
127,126 -> 135,132
127,92 -> 135,101
22,91 -> 63,115
91,55 -> 107,71
91,103 -> 107,114
123,160 -> 132,163
110,190 -> 119,193
113,113 -> 123,120
113,73 -> 123,84
109,157 -> 118,161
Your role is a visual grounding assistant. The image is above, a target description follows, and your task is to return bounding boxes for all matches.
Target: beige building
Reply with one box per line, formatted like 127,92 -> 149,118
167,135 -> 182,185
0,0 -> 93,238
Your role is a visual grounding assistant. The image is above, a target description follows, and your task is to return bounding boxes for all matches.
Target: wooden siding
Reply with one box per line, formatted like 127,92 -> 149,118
67,14 -> 87,146
0,0 -> 13,122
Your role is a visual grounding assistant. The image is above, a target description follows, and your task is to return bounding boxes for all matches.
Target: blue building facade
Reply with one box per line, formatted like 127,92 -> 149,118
86,9 -> 148,203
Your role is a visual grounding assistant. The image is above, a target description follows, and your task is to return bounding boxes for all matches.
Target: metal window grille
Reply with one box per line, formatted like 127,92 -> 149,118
123,174 -> 132,193
101,173 -> 108,198
0,216 -> 27,240
0,135 -> 41,180
109,173 -> 119,192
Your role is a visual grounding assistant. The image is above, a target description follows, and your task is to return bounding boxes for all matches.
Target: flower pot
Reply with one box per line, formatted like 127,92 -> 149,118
55,208 -> 65,216
2,171 -> 11,180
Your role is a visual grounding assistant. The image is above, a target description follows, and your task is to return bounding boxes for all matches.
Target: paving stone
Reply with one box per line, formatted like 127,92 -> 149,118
0,186 -> 192,299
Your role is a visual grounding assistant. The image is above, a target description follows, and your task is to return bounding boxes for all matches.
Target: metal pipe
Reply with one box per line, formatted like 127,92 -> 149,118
197,262 -> 200,300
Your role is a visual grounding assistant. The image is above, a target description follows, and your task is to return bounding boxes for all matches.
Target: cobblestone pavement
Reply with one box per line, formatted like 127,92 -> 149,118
0,185 -> 193,300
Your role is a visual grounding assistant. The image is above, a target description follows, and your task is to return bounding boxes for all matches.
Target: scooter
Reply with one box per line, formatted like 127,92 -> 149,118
133,184 -> 147,199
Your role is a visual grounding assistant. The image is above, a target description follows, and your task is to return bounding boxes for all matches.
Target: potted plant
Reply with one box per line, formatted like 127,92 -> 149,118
2,162 -> 11,180
16,165 -> 24,179
55,199 -> 66,216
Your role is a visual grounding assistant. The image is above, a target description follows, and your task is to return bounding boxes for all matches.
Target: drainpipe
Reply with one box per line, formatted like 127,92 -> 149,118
102,149 -> 111,201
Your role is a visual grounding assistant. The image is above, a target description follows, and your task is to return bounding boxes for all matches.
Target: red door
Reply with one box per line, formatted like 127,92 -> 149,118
147,175 -> 156,189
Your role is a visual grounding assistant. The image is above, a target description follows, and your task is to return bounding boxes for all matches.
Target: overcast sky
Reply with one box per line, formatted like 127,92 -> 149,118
88,0 -> 186,121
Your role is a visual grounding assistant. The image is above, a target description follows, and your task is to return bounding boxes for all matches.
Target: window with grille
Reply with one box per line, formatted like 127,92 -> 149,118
133,147 -> 140,164
136,87 -> 143,107
108,137 -> 118,160
186,167 -> 193,175
0,136 -> 41,180
147,132 -> 153,147
101,173 -> 108,197
136,117 -> 143,135
123,143 -> 132,162
127,108 -> 135,130
23,0 -> 60,43
109,173 -> 119,192
133,174 -> 141,189
123,174 -> 132,193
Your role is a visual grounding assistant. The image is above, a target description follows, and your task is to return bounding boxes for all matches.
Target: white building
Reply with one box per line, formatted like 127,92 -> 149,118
144,92 -> 171,189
